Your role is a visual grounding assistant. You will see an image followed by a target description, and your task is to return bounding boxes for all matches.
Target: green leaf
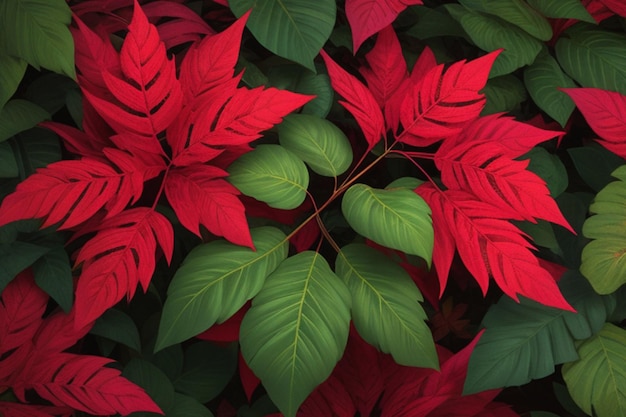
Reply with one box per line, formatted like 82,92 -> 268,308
0,142 -> 18,178
65,88 -> 83,128
156,227 -> 288,351
168,393 -> 214,417
228,144 -> 309,210
562,323 -> 626,417
407,6 -> 467,40
33,245 -> 73,312
581,165 -> 626,294
464,271 -> 615,394
516,220 -> 560,254
279,114 -> 352,177
336,244 -> 438,368
0,241 -> 50,292
0,55 -> 27,110
91,309 -> 141,351
240,251 -> 351,417
524,147 -> 568,197
458,0 -> 552,41
556,25 -> 626,94
24,73 -> 78,114
123,358 -> 175,416
568,144 -> 625,193
526,0 -> 595,22
173,342 -> 238,403
267,64 -> 333,117
0,100 -> 50,143
385,177 -> 424,190
11,128 -> 62,178
446,4 -> 542,77
524,52 -> 577,127
341,184 -> 433,265
0,0 -> 75,78
481,74 -> 527,115
229,0 -> 336,71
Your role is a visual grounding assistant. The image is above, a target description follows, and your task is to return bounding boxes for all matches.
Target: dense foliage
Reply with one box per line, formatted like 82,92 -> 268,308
1,0 -> 626,416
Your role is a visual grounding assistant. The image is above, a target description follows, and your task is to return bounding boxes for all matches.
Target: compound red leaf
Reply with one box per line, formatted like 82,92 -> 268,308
561,87 -> 626,159
16,353 -> 162,416
435,140 -> 573,231
599,0 -> 626,16
417,185 -> 574,311
0,403 -> 72,417
141,1 -> 215,49
74,208 -> 174,327
164,165 -> 252,247
321,50 -> 385,150
298,375 -> 356,417
39,121 -> 113,161
32,310 -> 94,356
346,0 -> 424,52
0,157 -> 143,230
398,51 -> 500,147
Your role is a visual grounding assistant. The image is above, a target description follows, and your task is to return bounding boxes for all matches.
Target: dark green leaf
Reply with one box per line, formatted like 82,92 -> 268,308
24,73 -> 78,114
267,64 -> 333,117
481,75 -> 527,115
0,142 -> 18,178
33,245 -> 73,311
123,358 -> 175,416
0,241 -> 50,292
0,55 -> 27,110
526,0 -> 595,22
91,309 -> 141,351
168,393 -> 214,417
568,144 -> 625,192
0,100 -> 50,143
11,128 -> 63,178
525,147 -> 568,197
407,6 -> 467,40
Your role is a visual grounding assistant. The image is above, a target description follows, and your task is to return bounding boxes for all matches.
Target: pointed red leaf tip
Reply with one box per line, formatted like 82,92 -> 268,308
561,87 -> 626,159
346,0 -> 424,53
320,49 -> 385,150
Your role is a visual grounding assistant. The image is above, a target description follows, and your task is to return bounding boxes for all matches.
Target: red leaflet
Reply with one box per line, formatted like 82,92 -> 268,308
39,121 -> 113,161
141,1 -> 215,49
398,51 -> 500,147
435,140 -> 573,231
561,87 -> 626,159
320,50 -> 386,150
599,0 -> 626,16
197,302 -> 250,342
164,165 -> 252,247
0,158 -> 143,230
32,310 -> 93,355
74,208 -> 174,327
346,0 -> 424,52
298,375 -> 356,417
417,185 -> 574,311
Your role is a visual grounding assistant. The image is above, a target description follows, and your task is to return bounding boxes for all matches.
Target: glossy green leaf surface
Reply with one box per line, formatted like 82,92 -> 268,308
464,271 -> 615,394
279,114 -> 353,177
156,227 -> 288,351
336,244 -> 437,368
562,323 -> 626,417
556,26 -> 626,94
524,52 -> 576,127
581,165 -> 626,294
240,251 -> 351,417
228,144 -> 309,210
0,0 -> 75,78
446,4 -> 542,77
0,100 -> 50,143
229,0 -> 335,71
526,0 -> 595,22
342,184 -> 433,265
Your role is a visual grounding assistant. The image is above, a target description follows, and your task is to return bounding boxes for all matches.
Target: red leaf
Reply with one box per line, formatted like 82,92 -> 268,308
599,0 -> 626,16
141,1 -> 215,49
346,0 -> 424,52
321,50 -> 386,150
164,165 -> 252,247
417,185 -> 574,311
0,158 -> 144,230
39,121 -> 112,161
197,302 -> 249,342
398,51 -> 500,147
290,219 -> 321,253
561,87 -> 626,159
32,310 -> 93,356
179,12 -> 249,100
360,25 -> 408,109
0,403 -> 72,417
15,353 -> 162,416
298,375 -> 356,417
239,353 -> 261,402
434,140 -> 573,231
74,208 -> 174,327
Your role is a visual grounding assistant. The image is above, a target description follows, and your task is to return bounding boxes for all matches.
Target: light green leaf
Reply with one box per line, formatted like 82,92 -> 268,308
459,0 -> 552,40
563,323 -> 626,417
581,165 -> 626,294
33,245 -> 73,312
342,184 -> 433,265
524,52 -> 577,127
481,74 -> 527,115
279,114 -> 352,177
0,142 -> 18,178
568,144 -> 626,193
0,55 -> 27,110
174,342 -> 237,403
228,144 -> 309,210
0,0 -> 75,78
229,0 -> 336,71
464,271 -> 615,394
446,4 -> 542,77
336,244 -> 438,368
267,64 -> 333,117
0,100 -> 50,143
91,309 -> 141,351
556,25 -> 626,94
527,0 -> 595,22
385,177 -> 424,190
156,227 -> 288,351
240,251 -> 351,417
525,147 -> 568,197
0,241 -> 50,293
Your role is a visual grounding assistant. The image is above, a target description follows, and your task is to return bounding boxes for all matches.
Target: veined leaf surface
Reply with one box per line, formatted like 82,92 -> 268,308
157,227 -> 288,351
0,100 -> 50,143
342,184 -> 433,264
336,244 -> 437,368
240,251 -> 351,417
